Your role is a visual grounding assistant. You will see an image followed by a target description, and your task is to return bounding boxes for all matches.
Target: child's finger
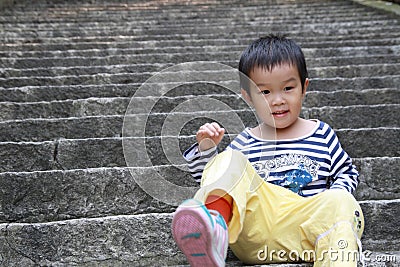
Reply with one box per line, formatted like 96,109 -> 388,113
197,126 -> 215,139
210,122 -> 225,136
201,123 -> 217,136
210,122 -> 221,131
208,122 -> 223,136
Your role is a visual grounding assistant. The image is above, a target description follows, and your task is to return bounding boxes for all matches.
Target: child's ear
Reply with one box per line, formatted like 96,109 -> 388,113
241,88 -> 253,106
302,78 -> 310,97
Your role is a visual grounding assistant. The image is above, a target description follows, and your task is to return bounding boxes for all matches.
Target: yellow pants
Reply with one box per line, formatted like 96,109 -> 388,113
194,149 -> 364,266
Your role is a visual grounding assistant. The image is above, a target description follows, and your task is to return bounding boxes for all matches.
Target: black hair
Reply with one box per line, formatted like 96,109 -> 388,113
238,34 -> 308,93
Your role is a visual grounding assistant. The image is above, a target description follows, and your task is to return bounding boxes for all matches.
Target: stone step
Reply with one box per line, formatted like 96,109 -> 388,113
0,156 -> 398,223
0,20 -> 399,46
2,23 -> 399,45
0,200 -> 398,266
0,1 -> 390,23
0,45 -> 400,72
0,74 -> 398,102
1,55 -> 399,80
0,9 -> 393,29
0,2 -> 389,14
0,64 -> 399,88
1,15 -> 395,36
0,105 -> 398,141
304,88 -> 400,107
0,128 -> 398,173
1,36 -> 399,57
1,11 -> 398,36
1,42 -> 400,69
0,87 -> 398,120
309,75 -> 400,92
1,31 -> 399,52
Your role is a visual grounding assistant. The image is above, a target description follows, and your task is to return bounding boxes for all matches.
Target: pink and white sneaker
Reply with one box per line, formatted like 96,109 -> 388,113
172,199 -> 228,267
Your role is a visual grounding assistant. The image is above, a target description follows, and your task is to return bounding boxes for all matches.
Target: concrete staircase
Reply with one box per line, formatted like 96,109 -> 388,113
0,0 -> 399,266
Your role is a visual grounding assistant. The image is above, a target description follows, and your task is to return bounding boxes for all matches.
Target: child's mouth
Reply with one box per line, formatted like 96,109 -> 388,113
272,110 -> 289,117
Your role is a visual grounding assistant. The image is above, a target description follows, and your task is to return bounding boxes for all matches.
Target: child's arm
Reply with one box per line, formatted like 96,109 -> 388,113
328,130 -> 359,193
183,122 -> 225,183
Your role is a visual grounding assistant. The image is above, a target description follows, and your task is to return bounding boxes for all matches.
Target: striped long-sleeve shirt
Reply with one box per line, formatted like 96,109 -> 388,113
183,120 -> 359,197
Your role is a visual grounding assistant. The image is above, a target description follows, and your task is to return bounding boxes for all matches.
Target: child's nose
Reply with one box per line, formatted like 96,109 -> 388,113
270,93 -> 285,105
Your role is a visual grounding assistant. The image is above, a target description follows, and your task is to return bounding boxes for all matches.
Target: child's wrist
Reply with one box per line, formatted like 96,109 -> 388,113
198,139 -> 217,152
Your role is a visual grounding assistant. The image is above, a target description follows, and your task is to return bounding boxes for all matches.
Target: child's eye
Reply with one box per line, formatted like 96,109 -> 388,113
260,90 -> 270,95
284,86 -> 294,91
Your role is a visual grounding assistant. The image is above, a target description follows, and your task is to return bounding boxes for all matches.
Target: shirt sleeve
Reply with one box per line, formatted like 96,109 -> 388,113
327,129 -> 359,193
183,143 -> 218,183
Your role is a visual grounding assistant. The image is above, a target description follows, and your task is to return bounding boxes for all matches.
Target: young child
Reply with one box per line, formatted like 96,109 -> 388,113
171,34 -> 364,267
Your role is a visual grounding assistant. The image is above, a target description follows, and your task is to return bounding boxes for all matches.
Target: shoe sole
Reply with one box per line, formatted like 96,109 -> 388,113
172,203 -> 224,267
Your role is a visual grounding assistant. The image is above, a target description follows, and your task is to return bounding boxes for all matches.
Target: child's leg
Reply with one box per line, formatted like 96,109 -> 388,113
172,149 -> 251,267
205,191 -> 233,224
227,186 -> 364,266
193,149 -> 271,245
304,189 -> 364,267
193,149 -> 304,263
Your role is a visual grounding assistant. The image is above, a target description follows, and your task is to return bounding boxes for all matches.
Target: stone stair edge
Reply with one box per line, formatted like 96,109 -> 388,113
1,197 -> 400,226
0,92 -> 398,106
4,204 -> 390,223
0,155 -> 397,171
1,56 -> 399,76
1,47 -> 399,62
2,19 -> 397,34
0,0 -> 363,9
1,55 -> 399,72
0,42 -> 400,59
0,84 -> 397,106
0,105 -> 398,134
0,65 -> 399,89
0,32 -> 399,44
0,84 -> 396,99
1,18 -> 398,35
0,201 -> 398,264
0,1 -> 389,16
0,126 -> 398,142
1,34 -> 400,49
0,11 -> 395,24
352,0 -> 400,16
1,24 -> 399,42
0,18 -> 397,36
0,127 -> 397,142
2,26 -> 400,45
0,76 -> 396,87
1,62 -> 392,70
0,101 -> 397,120
0,3 -> 386,12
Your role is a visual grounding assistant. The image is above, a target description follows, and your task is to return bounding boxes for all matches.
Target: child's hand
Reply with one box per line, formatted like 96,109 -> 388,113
196,122 -> 225,151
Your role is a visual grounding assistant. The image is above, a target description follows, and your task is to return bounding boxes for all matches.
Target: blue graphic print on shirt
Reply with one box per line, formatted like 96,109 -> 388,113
274,164 -> 313,194
252,153 -> 319,196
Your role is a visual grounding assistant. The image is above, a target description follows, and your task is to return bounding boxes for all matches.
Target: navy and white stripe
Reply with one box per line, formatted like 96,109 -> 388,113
183,120 -> 359,197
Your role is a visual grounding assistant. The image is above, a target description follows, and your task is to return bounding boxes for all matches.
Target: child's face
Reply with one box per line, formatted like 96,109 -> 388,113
242,64 -> 308,131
